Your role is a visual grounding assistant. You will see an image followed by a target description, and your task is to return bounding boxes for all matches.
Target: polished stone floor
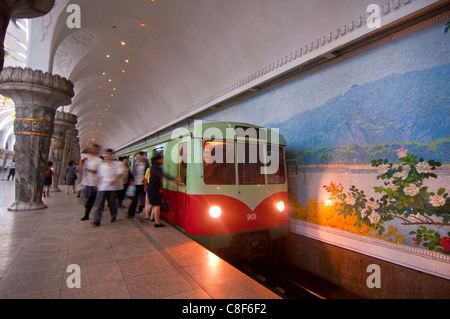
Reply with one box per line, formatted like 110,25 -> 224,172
0,178 -> 279,299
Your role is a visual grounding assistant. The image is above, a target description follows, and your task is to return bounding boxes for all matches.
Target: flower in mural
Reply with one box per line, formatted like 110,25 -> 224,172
393,170 -> 409,180
344,194 -> 356,205
429,194 -> 446,207
440,237 -> 450,251
377,164 -> 390,175
367,200 -> 380,210
397,147 -> 408,158
415,161 -> 432,174
404,184 -> 421,197
368,211 -> 381,224
323,149 -> 450,255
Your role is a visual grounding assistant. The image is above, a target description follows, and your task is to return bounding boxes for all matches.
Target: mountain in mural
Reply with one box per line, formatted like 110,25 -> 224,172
268,63 -> 450,164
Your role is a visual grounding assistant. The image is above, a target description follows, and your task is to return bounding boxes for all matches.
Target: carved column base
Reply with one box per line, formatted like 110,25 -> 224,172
9,200 -> 47,211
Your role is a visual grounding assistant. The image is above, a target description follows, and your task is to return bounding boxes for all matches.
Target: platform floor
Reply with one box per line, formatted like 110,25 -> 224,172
0,179 -> 280,299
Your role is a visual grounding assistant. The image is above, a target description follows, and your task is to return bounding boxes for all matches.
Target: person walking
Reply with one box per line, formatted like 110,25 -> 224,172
92,149 -> 123,226
127,152 -> 149,218
118,157 -> 132,208
145,154 -> 180,227
65,160 -> 78,194
7,161 -> 15,181
81,144 -> 102,221
43,161 -> 53,197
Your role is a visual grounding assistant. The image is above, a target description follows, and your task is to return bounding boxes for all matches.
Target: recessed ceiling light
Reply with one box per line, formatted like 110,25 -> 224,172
121,42 -> 126,46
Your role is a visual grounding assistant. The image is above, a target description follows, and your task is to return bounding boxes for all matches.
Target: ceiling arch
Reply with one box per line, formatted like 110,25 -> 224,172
23,0 -> 439,151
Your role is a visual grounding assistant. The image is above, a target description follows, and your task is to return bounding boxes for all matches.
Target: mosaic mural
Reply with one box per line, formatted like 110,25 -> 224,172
206,21 -> 450,255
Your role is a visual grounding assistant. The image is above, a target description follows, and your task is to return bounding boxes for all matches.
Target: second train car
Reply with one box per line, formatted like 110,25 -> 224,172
116,122 -> 288,263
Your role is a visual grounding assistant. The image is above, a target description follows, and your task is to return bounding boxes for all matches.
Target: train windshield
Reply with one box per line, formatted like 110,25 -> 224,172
237,143 -> 264,185
204,141 -> 236,185
203,141 -> 285,185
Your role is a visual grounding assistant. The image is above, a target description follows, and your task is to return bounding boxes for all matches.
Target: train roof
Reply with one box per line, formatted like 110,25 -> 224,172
115,121 -> 286,156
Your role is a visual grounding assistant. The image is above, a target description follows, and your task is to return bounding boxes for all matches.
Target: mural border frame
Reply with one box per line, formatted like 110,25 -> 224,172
289,218 -> 450,280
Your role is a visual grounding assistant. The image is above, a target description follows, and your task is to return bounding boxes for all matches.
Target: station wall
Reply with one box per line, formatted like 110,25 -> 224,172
202,17 -> 450,293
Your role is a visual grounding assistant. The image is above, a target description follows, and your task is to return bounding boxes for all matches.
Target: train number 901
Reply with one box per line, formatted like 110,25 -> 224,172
247,213 -> 257,221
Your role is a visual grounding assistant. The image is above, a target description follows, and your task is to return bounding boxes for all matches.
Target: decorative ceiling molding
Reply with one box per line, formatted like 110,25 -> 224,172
53,30 -> 95,79
188,0 -> 420,114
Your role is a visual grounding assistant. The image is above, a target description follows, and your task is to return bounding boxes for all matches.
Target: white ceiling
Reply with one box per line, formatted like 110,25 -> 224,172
18,0 -> 439,151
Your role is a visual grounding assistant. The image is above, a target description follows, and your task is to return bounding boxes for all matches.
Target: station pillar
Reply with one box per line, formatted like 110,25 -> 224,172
59,127 -> 79,185
0,67 -> 74,211
49,111 -> 77,192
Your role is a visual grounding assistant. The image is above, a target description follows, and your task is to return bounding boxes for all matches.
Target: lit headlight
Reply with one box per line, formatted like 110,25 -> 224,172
209,206 -> 222,218
276,201 -> 285,212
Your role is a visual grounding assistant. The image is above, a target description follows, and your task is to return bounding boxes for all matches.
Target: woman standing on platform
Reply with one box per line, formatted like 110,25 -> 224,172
65,160 -> 78,194
145,154 -> 180,227
43,161 -> 53,197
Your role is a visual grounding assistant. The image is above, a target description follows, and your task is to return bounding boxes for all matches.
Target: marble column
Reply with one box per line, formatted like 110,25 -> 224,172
59,127 -> 78,185
0,0 -> 55,70
49,111 -> 77,192
0,67 -> 74,211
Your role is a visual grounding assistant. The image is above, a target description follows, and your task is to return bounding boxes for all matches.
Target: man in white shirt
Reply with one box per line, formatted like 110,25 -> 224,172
127,151 -> 149,217
92,149 -> 123,226
81,144 -> 103,221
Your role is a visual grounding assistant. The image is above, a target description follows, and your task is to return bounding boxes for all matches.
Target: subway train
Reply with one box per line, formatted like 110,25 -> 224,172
115,122 -> 288,263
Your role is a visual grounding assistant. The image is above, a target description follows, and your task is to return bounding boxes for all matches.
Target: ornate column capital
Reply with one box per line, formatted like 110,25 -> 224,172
0,67 -> 74,107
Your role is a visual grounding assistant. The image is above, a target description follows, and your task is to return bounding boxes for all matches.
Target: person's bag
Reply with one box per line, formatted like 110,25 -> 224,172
125,184 -> 136,197
161,199 -> 169,212
45,167 -> 52,178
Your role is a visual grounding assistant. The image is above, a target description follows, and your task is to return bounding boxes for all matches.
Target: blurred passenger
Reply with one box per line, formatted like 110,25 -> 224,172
143,164 -> 153,220
7,161 -> 15,181
77,158 -> 87,198
43,161 -> 54,197
65,160 -> 78,194
92,149 -> 123,226
118,157 -> 133,208
81,144 -> 102,221
146,154 -> 180,227
127,152 -> 149,218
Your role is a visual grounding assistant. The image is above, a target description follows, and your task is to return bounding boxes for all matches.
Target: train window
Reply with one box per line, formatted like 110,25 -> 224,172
153,147 -> 164,158
237,142 -> 265,185
267,147 -> 286,184
204,141 -> 236,185
179,143 -> 187,184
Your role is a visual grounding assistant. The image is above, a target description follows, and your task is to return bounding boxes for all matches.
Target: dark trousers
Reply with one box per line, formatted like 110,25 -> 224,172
84,186 -> 97,218
93,191 -> 119,223
7,168 -> 15,180
118,183 -> 128,203
127,184 -> 145,216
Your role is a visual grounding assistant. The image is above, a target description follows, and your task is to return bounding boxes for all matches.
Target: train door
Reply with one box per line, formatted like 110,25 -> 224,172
175,142 -> 188,229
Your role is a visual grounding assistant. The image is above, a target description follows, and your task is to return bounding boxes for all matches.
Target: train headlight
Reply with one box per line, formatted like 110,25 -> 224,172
276,201 -> 285,212
209,205 -> 222,218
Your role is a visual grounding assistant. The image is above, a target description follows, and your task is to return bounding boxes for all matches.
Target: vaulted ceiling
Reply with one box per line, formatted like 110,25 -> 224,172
11,0 -> 440,152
